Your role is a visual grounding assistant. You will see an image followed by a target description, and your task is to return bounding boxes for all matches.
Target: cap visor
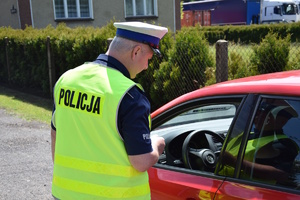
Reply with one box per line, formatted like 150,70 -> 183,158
151,47 -> 162,58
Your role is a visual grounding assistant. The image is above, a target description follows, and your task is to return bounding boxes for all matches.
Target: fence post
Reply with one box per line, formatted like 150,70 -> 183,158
216,40 -> 228,83
47,36 -> 54,97
5,37 -> 11,84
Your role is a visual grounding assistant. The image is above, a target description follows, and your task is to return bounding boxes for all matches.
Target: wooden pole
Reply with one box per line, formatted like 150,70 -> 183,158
216,40 -> 228,83
5,37 -> 11,84
47,36 -> 53,97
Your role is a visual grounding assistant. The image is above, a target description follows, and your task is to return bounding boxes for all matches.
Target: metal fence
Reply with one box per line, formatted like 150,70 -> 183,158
1,36 -> 300,110
145,40 -> 300,109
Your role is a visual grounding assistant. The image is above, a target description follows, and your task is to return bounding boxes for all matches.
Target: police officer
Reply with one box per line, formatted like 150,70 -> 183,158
51,21 -> 167,199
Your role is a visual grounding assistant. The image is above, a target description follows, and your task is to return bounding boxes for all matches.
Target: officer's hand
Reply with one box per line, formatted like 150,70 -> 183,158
151,135 -> 165,155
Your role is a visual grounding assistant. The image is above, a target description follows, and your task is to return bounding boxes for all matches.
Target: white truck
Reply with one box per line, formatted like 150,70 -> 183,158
260,0 -> 300,23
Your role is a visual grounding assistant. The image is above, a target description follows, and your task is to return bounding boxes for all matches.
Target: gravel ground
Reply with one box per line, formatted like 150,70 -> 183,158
0,109 -> 53,200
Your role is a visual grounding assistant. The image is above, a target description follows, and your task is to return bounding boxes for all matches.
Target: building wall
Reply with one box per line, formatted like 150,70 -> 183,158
29,0 -> 179,32
0,0 -> 20,29
157,0 -> 181,31
30,0 -> 54,28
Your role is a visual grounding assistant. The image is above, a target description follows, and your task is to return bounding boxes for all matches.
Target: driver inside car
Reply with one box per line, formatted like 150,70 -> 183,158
219,100 -> 299,185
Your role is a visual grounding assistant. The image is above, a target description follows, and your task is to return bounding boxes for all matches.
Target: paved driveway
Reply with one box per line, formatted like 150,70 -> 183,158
0,109 -> 53,200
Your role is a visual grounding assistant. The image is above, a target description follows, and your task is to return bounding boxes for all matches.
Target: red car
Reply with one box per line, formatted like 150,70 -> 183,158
149,70 -> 300,199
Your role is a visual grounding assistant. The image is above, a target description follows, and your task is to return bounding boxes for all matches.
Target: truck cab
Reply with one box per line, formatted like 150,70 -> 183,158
260,0 -> 299,23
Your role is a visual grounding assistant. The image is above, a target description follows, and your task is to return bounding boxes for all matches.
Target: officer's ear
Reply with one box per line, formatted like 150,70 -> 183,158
131,45 -> 141,60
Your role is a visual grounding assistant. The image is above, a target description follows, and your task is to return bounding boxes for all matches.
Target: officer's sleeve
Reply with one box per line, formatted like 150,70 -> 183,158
118,86 -> 153,155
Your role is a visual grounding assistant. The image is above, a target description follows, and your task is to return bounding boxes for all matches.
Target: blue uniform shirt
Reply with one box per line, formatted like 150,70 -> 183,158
52,54 -> 153,156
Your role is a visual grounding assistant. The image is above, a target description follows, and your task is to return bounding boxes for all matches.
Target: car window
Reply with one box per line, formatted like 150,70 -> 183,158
151,100 -> 242,172
241,98 -> 300,190
157,104 -> 236,131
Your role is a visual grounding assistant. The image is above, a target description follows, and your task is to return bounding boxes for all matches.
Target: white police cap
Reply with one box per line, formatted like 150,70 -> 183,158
114,21 -> 168,57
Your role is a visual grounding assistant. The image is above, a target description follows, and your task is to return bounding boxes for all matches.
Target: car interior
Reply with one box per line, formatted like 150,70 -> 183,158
151,102 -> 239,172
242,99 -> 300,188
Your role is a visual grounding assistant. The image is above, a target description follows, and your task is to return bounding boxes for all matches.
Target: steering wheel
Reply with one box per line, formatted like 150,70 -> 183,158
182,130 -> 224,171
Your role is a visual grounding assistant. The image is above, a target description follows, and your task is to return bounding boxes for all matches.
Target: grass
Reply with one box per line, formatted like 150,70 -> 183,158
0,85 -> 53,125
210,42 -> 300,63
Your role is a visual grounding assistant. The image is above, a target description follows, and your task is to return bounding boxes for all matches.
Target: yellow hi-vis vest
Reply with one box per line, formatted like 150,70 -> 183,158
52,63 -> 150,200
220,133 -> 287,182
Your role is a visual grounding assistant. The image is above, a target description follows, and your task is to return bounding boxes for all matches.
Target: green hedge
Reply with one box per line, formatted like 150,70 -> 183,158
201,22 -> 300,44
0,22 -> 116,95
0,21 -> 299,110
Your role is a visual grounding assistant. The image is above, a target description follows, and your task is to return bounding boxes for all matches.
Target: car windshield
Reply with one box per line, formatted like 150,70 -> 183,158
156,104 -> 236,130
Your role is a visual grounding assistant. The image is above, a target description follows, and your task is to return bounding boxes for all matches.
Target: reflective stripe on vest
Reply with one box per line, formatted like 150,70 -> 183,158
55,154 -> 141,177
53,175 -> 150,199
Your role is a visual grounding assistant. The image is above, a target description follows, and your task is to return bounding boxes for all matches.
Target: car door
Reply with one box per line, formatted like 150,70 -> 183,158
215,95 -> 300,199
149,167 -> 224,200
149,96 -> 245,200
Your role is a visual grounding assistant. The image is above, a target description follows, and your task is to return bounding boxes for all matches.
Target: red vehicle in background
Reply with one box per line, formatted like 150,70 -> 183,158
148,70 -> 300,199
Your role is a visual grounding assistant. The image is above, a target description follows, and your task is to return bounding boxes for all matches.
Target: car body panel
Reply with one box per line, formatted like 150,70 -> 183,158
152,70 -> 300,119
149,70 -> 300,199
149,167 -> 224,200
215,180 -> 300,200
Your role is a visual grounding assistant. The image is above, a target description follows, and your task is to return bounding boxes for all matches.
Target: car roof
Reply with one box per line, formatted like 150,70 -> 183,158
152,70 -> 300,118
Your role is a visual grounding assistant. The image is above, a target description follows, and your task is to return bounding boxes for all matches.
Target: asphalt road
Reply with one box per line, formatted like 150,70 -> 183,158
0,109 -> 53,200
